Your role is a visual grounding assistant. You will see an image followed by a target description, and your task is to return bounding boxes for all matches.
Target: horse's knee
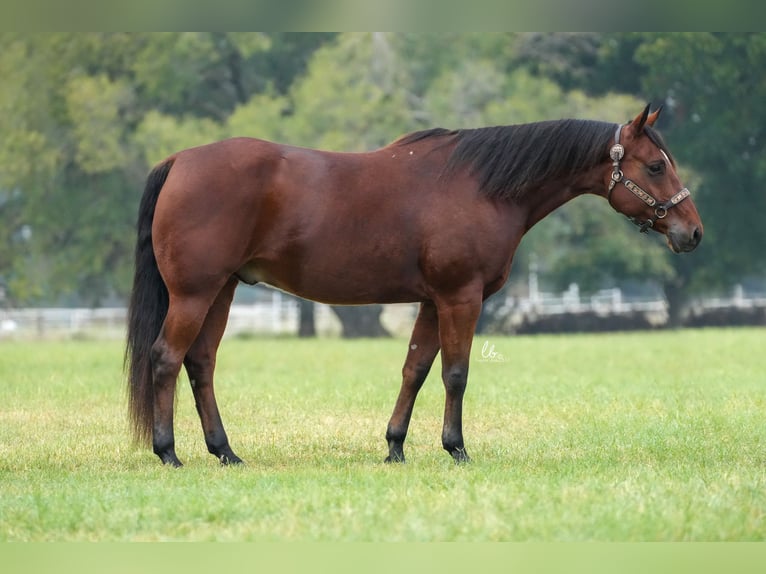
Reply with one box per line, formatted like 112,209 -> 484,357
443,365 -> 467,396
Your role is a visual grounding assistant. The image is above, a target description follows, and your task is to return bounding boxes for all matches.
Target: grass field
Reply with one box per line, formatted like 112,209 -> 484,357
1,328 -> 764,541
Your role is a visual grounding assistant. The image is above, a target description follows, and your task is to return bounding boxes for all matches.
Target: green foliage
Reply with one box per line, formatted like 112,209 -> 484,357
130,33 -> 247,119
134,111 -> 225,166
65,74 -> 135,174
225,92 -> 290,142
525,197 -> 675,293
0,36 -> 61,189
1,331 -> 765,540
283,33 -> 413,151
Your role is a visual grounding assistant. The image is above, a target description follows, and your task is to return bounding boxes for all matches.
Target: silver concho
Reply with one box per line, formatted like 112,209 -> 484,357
610,143 -> 625,162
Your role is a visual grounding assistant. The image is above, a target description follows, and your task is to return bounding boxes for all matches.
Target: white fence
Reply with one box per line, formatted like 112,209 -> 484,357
0,300 -> 308,340
1,307 -> 129,339
688,284 -> 766,311
1,285 -> 764,340
0,298 -> 418,340
513,284 -> 668,315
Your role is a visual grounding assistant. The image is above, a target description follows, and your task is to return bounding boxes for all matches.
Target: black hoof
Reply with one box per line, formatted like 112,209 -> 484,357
450,447 -> 471,464
219,453 -> 244,466
385,443 -> 406,463
159,453 -> 183,467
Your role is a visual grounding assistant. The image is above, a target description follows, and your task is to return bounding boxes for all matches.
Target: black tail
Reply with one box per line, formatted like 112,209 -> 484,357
124,159 -> 175,446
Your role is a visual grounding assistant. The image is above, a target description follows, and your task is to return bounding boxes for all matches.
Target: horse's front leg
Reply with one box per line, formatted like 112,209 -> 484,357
385,301 -> 440,463
436,293 -> 483,463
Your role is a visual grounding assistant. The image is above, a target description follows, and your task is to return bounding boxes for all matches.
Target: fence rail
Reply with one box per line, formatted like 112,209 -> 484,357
0,299 -> 415,339
1,285 -> 764,340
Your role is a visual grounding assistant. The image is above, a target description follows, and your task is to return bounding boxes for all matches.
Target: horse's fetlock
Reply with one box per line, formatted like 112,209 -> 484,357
386,426 -> 406,445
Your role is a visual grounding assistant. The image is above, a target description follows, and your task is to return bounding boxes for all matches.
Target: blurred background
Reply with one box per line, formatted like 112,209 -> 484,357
1,33 -> 764,339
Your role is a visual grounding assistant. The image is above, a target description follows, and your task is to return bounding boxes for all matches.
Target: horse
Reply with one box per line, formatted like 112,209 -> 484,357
125,104 -> 703,467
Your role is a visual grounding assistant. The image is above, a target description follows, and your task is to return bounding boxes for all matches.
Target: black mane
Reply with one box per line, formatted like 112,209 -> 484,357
398,120 -> 619,200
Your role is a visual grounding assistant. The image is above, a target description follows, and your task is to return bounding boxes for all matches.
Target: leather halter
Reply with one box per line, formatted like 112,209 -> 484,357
607,123 -> 691,233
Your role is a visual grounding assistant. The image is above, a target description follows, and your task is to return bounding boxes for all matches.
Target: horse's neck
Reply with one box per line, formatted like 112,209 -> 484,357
520,168 -> 606,231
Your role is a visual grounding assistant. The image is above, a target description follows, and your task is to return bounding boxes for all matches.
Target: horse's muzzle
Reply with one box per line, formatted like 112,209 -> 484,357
667,225 -> 703,253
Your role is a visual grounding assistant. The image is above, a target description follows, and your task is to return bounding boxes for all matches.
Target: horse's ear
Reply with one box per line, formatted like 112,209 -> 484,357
646,105 -> 663,127
628,103 -> 652,134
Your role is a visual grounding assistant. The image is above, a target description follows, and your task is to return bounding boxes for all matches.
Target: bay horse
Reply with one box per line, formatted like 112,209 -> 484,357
125,104 -> 702,467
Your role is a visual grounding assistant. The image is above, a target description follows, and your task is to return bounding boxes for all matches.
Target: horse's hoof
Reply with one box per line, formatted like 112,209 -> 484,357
451,448 -> 471,465
219,453 -> 244,466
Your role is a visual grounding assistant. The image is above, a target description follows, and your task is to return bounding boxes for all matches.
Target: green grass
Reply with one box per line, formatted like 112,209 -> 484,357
1,328 -> 765,541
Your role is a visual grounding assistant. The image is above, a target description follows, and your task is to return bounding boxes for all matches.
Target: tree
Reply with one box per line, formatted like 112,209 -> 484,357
296,298 -> 316,338
584,33 -> 766,322
0,33 -> 328,306
330,306 -> 390,339
511,33 -> 603,93
0,34 -> 108,302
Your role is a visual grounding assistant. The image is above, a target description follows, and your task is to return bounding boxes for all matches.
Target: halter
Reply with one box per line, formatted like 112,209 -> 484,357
607,124 -> 691,233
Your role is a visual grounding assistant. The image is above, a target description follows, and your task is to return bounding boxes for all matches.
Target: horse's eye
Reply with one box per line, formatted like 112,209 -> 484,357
648,161 -> 666,176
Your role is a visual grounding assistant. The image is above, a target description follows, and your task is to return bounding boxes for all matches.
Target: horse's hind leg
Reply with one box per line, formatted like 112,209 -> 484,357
385,301 -> 440,463
183,276 -> 242,465
151,291 -> 220,467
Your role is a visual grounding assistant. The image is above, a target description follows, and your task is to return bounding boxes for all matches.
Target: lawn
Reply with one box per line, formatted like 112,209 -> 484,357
0,328 -> 764,541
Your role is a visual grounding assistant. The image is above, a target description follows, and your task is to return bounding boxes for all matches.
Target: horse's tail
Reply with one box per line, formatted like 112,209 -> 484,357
124,159 -> 175,447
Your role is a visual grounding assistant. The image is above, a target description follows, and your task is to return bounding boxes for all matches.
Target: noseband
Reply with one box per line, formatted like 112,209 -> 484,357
607,124 -> 691,233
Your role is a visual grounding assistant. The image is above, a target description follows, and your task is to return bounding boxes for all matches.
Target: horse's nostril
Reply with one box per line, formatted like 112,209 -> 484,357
692,226 -> 702,244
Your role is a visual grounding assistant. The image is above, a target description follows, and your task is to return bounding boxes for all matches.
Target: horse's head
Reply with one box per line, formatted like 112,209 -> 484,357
606,104 -> 703,253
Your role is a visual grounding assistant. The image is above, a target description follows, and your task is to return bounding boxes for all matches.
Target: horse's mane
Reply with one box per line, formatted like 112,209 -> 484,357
396,120 -> 672,200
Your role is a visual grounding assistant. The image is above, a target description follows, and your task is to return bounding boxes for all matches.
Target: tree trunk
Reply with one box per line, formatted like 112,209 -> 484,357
331,305 -> 391,338
297,298 -> 316,338
663,277 -> 689,328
